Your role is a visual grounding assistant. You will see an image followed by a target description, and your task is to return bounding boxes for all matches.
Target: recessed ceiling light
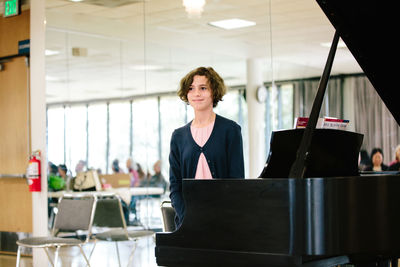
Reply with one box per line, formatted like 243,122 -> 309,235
45,49 -> 60,56
320,40 -> 347,49
208,19 -> 256,30
130,65 -> 164,71
46,75 -> 61,81
69,0 -> 84,2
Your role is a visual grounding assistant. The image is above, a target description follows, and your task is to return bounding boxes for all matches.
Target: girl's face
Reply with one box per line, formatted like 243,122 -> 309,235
187,75 -> 213,111
372,152 -> 383,166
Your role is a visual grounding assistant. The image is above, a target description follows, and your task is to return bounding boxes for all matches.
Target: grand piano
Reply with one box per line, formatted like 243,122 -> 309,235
155,1 -> 400,266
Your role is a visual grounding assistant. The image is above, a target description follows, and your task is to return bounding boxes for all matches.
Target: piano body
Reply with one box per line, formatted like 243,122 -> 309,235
156,0 -> 400,266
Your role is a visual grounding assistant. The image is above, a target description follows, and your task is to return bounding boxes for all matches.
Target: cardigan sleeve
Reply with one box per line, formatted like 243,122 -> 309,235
168,130 -> 185,227
227,123 -> 245,178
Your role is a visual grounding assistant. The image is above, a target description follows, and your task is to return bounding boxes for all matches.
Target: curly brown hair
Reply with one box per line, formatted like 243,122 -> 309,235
177,67 -> 226,108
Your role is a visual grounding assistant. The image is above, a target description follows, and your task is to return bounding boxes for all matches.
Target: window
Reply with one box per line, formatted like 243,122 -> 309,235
265,83 -> 294,157
108,102 -> 131,174
65,105 -> 87,176
160,96 -> 187,176
88,104 -> 107,174
47,107 -> 65,166
132,98 -> 159,173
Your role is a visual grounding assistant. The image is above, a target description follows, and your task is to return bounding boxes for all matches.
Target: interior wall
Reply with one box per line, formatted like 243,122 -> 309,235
0,10 -> 32,233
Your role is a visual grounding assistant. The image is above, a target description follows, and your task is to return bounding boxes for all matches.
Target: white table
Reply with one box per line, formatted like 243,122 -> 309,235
48,187 -> 164,205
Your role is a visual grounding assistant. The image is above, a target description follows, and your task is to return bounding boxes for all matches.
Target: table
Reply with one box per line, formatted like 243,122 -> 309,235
48,187 -> 164,205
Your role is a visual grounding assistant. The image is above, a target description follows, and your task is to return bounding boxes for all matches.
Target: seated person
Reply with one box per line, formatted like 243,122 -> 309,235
358,149 -> 370,171
48,162 -> 65,192
147,160 -> 167,193
364,148 -> 388,172
388,145 -> 400,171
58,164 -> 72,191
126,158 -> 140,187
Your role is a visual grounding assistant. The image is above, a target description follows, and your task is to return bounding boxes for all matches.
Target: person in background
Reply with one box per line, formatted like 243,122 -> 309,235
358,149 -> 370,171
388,145 -> 400,171
75,160 -> 86,176
126,158 -> 140,187
169,66 -> 245,228
48,162 -> 64,192
364,148 -> 388,172
148,160 -> 167,193
137,163 -> 149,186
58,164 -> 72,190
48,162 -> 58,177
112,159 -> 123,173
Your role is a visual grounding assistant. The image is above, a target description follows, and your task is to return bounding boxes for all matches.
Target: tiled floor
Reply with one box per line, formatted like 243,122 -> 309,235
0,233 -> 158,267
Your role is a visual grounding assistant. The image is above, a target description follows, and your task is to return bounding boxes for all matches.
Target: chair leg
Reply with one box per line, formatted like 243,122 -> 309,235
78,244 -> 91,267
15,246 -> 21,267
115,242 -> 122,267
54,246 -> 60,267
88,239 -> 98,261
44,248 -> 55,267
126,241 -> 138,267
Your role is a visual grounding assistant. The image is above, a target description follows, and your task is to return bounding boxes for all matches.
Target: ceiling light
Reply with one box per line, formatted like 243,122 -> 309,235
183,0 -> 206,18
46,75 -> 61,81
69,0 -> 84,2
130,65 -> 164,71
208,19 -> 256,30
45,49 -> 60,56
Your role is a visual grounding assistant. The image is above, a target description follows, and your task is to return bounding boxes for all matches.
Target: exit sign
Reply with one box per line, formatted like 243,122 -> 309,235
4,0 -> 20,17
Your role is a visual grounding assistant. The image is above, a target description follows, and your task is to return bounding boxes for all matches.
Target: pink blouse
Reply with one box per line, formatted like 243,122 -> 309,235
190,121 -> 214,179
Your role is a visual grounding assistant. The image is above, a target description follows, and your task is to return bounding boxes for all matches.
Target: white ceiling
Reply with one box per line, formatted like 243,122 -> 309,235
39,0 -> 362,103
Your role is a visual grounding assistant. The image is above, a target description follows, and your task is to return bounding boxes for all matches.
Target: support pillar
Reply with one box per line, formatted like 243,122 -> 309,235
246,59 -> 266,178
31,0 -> 48,266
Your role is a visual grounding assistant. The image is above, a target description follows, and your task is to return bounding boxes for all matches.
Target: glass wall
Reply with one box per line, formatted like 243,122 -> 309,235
88,104 -> 107,174
47,106 -> 65,165
47,89 -> 249,177
65,105 -> 87,177
264,83 -> 294,156
109,102 -> 131,174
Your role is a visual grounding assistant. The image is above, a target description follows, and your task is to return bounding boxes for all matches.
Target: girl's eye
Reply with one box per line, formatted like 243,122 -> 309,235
189,87 -> 193,90
201,87 -> 207,90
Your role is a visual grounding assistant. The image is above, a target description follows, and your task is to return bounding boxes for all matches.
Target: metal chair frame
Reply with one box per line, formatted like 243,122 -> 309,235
89,194 -> 154,267
160,200 -> 176,232
16,194 -> 97,267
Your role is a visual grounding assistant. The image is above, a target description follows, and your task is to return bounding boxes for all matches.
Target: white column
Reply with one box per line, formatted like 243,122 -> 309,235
246,58 -> 266,178
31,0 -> 48,266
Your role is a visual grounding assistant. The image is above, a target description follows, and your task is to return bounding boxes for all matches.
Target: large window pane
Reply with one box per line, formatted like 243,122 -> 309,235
160,96 -> 186,177
132,98 -> 159,173
88,104 -> 107,174
47,107 -> 65,166
280,84 -> 294,129
65,105 -> 87,176
108,102 -> 131,174
214,91 -> 239,121
265,83 -> 294,160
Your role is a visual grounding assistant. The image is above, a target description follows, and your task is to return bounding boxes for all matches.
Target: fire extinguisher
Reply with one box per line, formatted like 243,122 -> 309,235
27,150 -> 41,192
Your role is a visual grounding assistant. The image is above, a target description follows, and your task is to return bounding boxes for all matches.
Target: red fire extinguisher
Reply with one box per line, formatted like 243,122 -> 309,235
27,150 -> 41,192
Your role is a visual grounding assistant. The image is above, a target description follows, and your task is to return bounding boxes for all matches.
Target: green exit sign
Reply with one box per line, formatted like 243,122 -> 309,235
4,0 -> 20,17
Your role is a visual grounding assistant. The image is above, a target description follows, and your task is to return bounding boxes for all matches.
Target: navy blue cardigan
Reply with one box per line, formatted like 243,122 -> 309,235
169,114 -> 245,227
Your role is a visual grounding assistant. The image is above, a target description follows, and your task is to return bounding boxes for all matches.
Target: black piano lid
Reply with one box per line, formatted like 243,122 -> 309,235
316,0 -> 400,125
